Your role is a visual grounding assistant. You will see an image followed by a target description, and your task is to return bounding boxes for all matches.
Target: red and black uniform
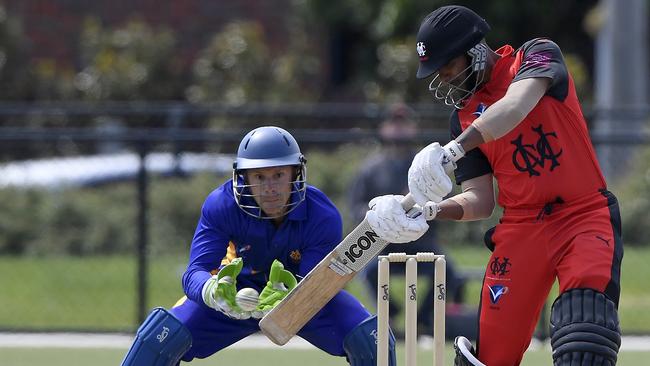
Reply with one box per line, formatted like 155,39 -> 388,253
451,39 -> 623,366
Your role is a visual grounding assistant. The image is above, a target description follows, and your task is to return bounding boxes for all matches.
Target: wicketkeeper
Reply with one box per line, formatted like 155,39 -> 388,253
120,126 -> 397,366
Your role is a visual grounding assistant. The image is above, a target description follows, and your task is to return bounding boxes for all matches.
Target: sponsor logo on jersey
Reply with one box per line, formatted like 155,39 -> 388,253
596,236 -> 611,247
487,284 -> 509,304
523,51 -> 552,68
473,103 -> 488,117
238,244 -> 252,254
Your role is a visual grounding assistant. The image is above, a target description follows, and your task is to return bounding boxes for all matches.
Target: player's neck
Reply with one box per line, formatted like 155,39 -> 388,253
272,216 -> 285,227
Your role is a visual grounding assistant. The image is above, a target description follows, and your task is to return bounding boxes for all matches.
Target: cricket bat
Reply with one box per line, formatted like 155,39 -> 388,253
258,193 -> 417,345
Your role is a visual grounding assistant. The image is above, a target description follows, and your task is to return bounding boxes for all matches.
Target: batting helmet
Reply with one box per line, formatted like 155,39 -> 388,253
232,126 -> 307,219
415,5 -> 490,79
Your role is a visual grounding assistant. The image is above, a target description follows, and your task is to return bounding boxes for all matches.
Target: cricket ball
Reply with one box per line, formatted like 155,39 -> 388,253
236,287 -> 260,311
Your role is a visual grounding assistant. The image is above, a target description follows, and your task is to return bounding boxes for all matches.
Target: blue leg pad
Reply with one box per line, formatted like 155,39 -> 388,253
343,314 -> 396,366
121,307 -> 192,366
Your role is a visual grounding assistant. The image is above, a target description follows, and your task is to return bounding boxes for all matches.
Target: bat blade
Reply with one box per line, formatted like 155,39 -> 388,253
258,218 -> 390,345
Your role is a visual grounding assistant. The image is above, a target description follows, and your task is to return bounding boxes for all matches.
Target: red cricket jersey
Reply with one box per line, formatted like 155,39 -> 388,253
451,39 -> 607,209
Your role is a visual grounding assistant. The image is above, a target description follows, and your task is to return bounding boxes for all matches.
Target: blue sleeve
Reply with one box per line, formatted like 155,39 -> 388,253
298,210 -> 343,277
181,192 -> 231,303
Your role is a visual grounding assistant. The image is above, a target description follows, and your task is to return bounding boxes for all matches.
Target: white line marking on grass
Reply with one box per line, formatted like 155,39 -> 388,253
0,333 -> 313,349
0,333 -> 648,351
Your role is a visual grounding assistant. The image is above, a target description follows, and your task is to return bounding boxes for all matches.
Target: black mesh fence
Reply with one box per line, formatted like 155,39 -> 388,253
0,102 -> 648,334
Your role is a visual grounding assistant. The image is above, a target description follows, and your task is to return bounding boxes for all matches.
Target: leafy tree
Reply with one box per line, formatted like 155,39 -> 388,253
302,0 -> 597,102
185,19 -> 322,105
76,17 -> 180,100
0,4 -> 33,100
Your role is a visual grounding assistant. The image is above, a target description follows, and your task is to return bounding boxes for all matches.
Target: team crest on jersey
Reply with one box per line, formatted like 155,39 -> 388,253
489,257 -> 512,277
416,42 -> 427,59
289,250 -> 302,263
511,124 -> 562,177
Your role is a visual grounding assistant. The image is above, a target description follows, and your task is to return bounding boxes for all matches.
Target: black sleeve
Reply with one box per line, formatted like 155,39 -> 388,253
513,38 -> 569,101
450,111 -> 493,185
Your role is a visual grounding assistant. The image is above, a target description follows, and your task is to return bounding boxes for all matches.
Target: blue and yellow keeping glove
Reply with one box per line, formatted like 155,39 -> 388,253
255,260 -> 298,316
202,258 -> 251,319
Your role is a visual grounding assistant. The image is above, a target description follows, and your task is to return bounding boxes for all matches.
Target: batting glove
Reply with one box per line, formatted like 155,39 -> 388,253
407,142 -> 454,206
366,194 -> 429,243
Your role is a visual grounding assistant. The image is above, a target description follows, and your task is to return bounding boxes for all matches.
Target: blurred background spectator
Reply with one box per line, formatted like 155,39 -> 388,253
348,103 -> 473,338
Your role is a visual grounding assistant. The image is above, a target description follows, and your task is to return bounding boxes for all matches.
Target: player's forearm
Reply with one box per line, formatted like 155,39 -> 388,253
435,198 -> 464,220
454,77 -> 551,152
456,97 -> 527,151
436,194 -> 494,221
434,174 -> 495,221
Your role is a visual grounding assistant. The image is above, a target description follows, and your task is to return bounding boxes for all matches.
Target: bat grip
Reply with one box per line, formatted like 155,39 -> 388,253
400,193 -> 416,211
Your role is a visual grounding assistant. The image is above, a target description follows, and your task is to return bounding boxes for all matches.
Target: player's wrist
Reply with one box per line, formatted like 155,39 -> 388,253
202,275 -> 220,308
443,140 -> 465,163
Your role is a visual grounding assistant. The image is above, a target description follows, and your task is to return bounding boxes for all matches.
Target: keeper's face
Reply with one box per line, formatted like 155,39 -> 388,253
244,165 -> 295,218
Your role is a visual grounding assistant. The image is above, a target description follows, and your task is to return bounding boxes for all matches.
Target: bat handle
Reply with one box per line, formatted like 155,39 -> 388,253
400,193 -> 416,211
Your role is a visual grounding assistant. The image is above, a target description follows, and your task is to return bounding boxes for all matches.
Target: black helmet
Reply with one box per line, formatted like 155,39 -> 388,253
415,6 -> 490,79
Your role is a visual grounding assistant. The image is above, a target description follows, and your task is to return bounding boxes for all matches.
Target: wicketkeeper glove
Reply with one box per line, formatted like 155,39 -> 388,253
255,260 -> 298,317
202,257 -> 252,320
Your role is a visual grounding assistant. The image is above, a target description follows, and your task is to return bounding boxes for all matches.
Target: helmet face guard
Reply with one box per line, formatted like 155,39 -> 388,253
232,126 -> 307,220
232,162 -> 307,220
428,43 -> 489,109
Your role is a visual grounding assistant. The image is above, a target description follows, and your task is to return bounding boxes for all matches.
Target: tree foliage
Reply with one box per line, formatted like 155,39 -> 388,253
76,17 -> 180,100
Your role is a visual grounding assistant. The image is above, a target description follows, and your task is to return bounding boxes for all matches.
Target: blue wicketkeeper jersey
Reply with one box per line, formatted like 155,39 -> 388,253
181,179 -> 343,303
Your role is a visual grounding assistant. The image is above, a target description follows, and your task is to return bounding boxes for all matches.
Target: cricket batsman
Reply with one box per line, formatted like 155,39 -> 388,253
366,5 -> 623,366
120,126 -> 397,365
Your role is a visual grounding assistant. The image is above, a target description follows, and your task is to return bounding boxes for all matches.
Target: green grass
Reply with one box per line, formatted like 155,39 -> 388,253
0,255 -> 186,330
0,245 -> 649,334
347,245 -> 650,335
1,345 -> 649,366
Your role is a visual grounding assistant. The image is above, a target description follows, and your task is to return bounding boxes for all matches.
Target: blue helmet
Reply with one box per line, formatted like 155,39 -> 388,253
232,126 -> 307,219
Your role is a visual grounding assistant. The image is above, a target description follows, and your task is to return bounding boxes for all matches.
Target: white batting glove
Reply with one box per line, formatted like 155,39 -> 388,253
418,201 -> 441,221
365,195 -> 429,243
407,142 -> 454,206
